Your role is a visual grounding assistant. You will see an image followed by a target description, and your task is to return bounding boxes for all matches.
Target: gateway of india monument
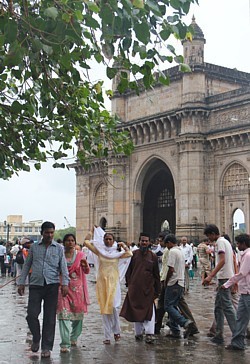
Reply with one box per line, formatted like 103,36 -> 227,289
74,17 -> 250,243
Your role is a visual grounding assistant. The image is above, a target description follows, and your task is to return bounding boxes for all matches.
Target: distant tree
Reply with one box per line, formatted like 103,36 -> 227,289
0,0 -> 197,179
235,228 -> 246,237
54,226 -> 76,241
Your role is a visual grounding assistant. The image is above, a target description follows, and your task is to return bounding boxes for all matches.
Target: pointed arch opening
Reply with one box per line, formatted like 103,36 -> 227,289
142,159 -> 175,240
233,208 -> 246,242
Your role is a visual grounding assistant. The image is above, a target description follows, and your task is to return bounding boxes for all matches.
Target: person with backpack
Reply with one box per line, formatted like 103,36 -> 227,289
16,237 -> 33,285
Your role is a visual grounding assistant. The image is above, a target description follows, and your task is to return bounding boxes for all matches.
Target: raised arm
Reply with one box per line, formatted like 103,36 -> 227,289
83,239 -> 99,256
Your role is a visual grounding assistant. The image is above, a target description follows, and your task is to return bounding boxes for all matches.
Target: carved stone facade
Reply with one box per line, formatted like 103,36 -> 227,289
74,19 -> 250,243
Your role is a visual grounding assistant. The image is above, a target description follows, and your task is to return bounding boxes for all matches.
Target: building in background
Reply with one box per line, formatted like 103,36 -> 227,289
0,215 -> 42,242
74,18 -> 250,243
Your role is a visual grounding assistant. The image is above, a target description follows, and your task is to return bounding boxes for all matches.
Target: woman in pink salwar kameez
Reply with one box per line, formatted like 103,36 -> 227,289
57,234 -> 90,353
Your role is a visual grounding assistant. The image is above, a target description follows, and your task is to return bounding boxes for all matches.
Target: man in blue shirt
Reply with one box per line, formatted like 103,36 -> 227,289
18,221 -> 69,359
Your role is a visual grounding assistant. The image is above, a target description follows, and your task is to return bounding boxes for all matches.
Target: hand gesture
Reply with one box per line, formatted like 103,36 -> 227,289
61,285 -> 69,297
18,285 -> 25,296
203,275 -> 212,286
81,258 -> 89,269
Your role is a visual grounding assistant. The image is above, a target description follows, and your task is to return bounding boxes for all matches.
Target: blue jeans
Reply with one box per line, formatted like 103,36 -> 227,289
231,294 -> 250,349
164,283 -> 187,334
214,279 -> 236,339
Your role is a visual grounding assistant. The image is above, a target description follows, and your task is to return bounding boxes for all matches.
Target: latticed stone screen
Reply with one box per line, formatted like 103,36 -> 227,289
95,183 -> 108,206
223,163 -> 249,193
157,188 -> 174,208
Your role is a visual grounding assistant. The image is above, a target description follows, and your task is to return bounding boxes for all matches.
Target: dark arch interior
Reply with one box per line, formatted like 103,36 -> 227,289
99,217 -> 107,230
143,160 -> 175,240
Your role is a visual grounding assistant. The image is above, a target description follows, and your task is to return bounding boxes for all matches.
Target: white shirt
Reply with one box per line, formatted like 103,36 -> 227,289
167,246 -> 185,287
181,243 -> 193,265
10,244 -> 20,256
0,245 -> 6,256
215,237 -> 234,279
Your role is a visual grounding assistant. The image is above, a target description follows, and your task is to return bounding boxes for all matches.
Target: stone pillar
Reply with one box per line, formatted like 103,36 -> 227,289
176,136 -> 206,240
75,168 -> 91,243
106,157 -> 129,241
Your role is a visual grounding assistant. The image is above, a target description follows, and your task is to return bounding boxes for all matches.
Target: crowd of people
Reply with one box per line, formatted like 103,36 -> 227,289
0,237 -> 34,279
1,221 -> 249,358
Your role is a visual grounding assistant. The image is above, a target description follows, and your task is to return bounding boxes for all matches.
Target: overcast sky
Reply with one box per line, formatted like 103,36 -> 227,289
0,0 -> 249,230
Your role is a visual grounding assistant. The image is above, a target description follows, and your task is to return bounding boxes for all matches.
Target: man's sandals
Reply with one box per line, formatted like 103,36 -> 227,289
114,334 -> 121,342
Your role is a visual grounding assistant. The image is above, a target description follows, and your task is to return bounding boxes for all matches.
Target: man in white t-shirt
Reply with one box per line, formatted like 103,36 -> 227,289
164,234 -> 193,339
204,224 -> 236,345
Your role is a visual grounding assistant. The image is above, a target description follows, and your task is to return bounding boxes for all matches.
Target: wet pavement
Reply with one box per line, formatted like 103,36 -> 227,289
0,268 -> 249,364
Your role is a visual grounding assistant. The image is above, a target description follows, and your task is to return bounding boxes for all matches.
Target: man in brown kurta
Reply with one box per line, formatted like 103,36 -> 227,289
120,233 -> 161,344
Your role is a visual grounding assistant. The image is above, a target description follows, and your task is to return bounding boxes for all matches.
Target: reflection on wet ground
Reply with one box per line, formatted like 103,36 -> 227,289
0,269 -> 249,364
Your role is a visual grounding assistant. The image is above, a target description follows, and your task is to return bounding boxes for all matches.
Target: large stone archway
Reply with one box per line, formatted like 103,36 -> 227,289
135,159 -> 175,240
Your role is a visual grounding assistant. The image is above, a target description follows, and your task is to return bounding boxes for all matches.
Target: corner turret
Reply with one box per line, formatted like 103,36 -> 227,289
183,16 -> 206,65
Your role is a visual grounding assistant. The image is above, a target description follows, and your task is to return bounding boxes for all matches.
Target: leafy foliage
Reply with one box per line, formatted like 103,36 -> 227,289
54,226 -> 76,241
0,0 -> 197,179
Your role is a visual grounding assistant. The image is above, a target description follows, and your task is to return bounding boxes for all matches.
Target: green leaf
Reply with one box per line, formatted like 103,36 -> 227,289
146,0 -> 162,16
62,13 -> 71,23
0,35 -> 5,47
107,67 -> 118,79
167,44 -> 176,54
170,0 -> 181,11
44,7 -> 59,20
134,22 -> 150,44
31,39 -> 43,53
132,0 -> 144,9
11,101 -> 23,113
60,54 -> 71,69
158,70 -> 170,85
75,10 -> 83,21
4,21 -> 18,43
86,1 -> 100,13
160,28 -> 171,41
179,63 -> 191,72
42,44 -> 53,55
34,163 -> 41,171
100,4 -> 114,25
22,164 -> 31,172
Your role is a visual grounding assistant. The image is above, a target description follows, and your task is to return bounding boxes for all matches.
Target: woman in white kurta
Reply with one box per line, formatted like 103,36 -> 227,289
84,227 -> 132,344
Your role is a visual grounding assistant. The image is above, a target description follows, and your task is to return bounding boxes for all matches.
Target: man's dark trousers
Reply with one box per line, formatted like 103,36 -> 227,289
26,283 -> 59,351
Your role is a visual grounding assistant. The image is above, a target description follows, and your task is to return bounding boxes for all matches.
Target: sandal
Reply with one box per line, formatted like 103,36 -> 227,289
114,334 -> 121,342
103,340 -> 111,345
41,350 -> 51,358
60,347 -> 70,353
71,341 -> 77,346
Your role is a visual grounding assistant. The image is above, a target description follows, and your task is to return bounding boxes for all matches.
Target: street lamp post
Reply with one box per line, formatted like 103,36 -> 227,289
4,221 -> 11,242
232,222 -> 237,244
